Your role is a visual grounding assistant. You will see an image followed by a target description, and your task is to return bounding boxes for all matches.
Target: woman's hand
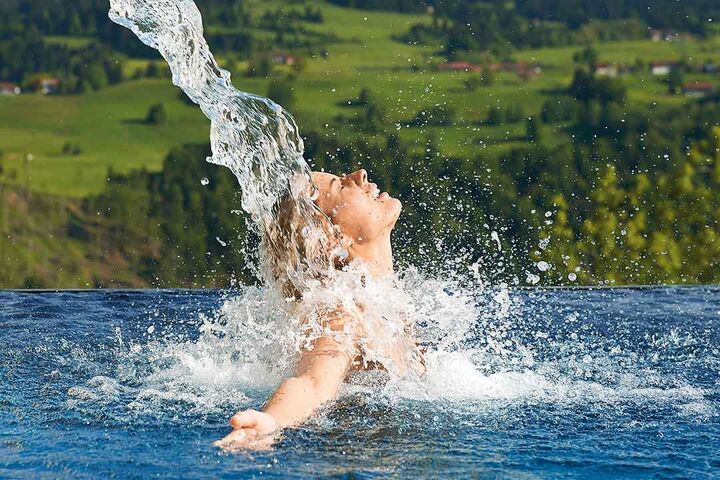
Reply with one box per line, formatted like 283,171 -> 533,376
214,333 -> 352,452
213,409 -> 279,451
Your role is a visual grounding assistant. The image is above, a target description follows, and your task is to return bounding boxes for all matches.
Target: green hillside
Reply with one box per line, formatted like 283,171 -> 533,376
1,0 -> 718,197
2,0 -> 720,289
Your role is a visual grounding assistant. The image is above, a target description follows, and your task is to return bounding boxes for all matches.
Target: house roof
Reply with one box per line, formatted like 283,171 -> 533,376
439,62 -> 479,71
682,82 -> 714,90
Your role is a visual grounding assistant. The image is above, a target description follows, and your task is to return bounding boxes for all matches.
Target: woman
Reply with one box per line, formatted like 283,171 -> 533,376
214,169 -> 421,450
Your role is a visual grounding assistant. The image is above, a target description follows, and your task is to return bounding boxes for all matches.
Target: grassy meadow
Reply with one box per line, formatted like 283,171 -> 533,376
1,0 -> 719,197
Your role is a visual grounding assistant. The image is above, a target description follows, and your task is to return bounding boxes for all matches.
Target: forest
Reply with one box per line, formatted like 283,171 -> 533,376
1,0 -> 719,288
70,86 -> 720,287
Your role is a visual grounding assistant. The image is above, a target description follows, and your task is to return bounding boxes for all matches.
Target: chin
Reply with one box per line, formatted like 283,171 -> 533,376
393,197 -> 402,212
387,197 -> 402,223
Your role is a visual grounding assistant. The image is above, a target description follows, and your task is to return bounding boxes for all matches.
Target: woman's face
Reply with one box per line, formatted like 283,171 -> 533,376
311,169 -> 402,245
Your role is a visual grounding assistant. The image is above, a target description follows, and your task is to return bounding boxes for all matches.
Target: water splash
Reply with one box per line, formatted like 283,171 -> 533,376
109,0 -> 306,221
109,0 -> 344,302
108,0 -> 425,377
104,1 -> 717,424
60,286 -> 716,425
3,288 -> 718,479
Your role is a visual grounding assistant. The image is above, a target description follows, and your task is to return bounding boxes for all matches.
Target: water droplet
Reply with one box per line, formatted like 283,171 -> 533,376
216,237 -> 227,247
568,273 -> 578,282
536,261 -> 551,272
490,231 -> 502,251
147,325 -> 155,334
201,177 -> 210,186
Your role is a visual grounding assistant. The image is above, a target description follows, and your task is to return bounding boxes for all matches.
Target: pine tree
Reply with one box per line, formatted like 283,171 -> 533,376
526,116 -> 542,143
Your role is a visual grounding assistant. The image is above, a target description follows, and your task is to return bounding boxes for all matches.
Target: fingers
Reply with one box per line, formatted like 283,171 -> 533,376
213,428 -> 250,449
215,410 -> 279,452
213,428 -> 276,452
229,409 -> 260,430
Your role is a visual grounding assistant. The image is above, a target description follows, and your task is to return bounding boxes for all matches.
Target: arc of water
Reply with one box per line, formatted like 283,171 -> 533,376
108,0 -> 312,223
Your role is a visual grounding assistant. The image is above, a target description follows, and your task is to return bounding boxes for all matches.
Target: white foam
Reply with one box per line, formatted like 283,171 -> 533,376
66,278 -> 715,424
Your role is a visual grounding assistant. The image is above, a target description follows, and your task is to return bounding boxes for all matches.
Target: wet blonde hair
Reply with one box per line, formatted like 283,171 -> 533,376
260,183 -> 345,299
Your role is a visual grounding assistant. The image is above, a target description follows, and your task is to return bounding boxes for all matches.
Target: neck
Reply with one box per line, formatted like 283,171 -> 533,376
349,231 -> 394,277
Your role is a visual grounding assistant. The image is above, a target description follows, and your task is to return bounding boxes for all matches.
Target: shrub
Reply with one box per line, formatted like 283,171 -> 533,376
487,104 -> 525,125
146,103 -> 167,125
569,68 -> 626,104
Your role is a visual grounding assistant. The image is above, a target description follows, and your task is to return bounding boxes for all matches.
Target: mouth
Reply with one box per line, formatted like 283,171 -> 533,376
362,181 -> 391,201
366,183 -> 382,199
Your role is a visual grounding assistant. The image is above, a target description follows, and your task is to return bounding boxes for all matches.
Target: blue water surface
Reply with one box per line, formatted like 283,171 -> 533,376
0,287 -> 718,479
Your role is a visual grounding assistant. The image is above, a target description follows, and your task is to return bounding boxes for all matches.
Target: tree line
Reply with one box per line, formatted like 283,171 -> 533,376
4,82 -> 719,287
69,78 -> 720,287
400,0 -> 718,57
0,33 -> 124,93
0,0 -> 337,87
329,0 -> 719,28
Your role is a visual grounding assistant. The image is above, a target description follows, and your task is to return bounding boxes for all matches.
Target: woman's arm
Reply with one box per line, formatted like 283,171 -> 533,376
214,333 -> 353,450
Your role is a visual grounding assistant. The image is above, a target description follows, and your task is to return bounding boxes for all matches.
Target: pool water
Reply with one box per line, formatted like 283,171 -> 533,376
1,287 -> 718,479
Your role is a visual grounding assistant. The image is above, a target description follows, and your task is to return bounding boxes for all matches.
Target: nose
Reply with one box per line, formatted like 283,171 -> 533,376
347,169 -> 368,186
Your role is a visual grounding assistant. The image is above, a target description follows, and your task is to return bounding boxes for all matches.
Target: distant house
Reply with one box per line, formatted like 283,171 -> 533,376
438,62 -> 482,73
650,61 -> 679,76
682,82 -> 715,97
593,63 -> 618,77
0,82 -> 21,96
271,53 -> 297,66
701,63 -> 718,74
490,62 -> 514,72
649,29 -> 690,42
650,29 -> 675,42
40,78 -> 60,95
514,62 -> 542,78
